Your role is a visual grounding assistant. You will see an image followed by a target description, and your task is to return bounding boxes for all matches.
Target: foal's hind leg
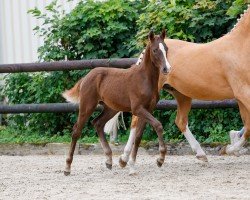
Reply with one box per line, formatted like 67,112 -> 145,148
64,100 -> 97,176
92,105 -> 118,169
172,91 -> 207,162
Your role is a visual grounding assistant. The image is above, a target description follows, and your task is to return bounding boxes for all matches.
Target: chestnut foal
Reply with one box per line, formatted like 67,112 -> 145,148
62,30 -> 169,175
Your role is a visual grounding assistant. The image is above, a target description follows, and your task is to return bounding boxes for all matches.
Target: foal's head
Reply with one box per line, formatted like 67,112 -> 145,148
148,29 -> 171,75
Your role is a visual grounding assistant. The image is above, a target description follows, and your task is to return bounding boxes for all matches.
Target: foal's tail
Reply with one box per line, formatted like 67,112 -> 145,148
62,79 -> 82,103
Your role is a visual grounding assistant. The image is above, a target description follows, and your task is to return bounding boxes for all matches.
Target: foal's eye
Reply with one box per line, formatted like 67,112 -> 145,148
153,49 -> 158,53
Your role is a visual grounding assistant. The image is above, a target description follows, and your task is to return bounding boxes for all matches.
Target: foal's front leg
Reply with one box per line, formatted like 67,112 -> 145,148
128,117 -> 146,175
133,106 -> 166,167
119,115 -> 138,168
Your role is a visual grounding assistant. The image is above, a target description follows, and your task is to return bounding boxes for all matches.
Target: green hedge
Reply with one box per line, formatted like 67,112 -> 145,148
3,0 -> 248,143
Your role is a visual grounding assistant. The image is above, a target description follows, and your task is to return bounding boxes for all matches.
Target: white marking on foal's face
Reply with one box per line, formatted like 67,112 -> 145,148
159,43 -> 172,72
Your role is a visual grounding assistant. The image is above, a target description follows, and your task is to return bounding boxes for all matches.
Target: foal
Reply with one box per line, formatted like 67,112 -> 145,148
62,30 -> 169,175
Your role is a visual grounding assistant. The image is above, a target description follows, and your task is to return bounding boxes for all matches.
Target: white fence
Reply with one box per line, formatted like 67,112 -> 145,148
0,0 -> 79,64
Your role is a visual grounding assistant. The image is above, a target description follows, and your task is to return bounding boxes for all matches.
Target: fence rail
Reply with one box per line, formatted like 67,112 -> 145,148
0,58 -> 137,73
0,58 -> 238,114
0,100 -> 237,114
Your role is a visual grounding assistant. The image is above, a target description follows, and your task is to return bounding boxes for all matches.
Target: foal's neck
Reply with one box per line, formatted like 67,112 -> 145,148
141,45 -> 160,86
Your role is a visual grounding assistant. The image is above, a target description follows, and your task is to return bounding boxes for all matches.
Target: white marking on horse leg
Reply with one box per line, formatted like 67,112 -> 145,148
159,43 -> 172,71
226,137 -> 246,155
229,130 -> 240,145
105,155 -> 112,166
64,165 -> 71,173
183,125 -> 206,157
128,159 -> 137,175
120,128 -> 136,162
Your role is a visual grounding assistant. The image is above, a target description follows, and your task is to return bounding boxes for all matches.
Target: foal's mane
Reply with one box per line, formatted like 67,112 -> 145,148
136,36 -> 156,66
229,4 -> 250,34
136,49 -> 146,66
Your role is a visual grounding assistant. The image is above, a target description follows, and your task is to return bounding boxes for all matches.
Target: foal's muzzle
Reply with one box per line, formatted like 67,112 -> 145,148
161,66 -> 169,75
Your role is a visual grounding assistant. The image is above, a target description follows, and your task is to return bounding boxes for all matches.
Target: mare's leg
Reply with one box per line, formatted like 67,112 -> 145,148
64,98 -> 97,176
228,127 -> 248,155
229,127 -> 244,145
129,118 -> 146,175
133,106 -> 166,167
92,105 -> 118,169
119,115 -> 139,168
225,100 -> 250,154
172,91 -> 207,161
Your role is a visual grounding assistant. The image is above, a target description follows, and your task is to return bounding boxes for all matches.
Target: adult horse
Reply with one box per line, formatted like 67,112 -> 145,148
62,30 -> 170,175
117,5 -> 250,174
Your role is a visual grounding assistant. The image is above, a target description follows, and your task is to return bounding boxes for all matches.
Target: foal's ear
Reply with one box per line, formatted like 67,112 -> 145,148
148,30 -> 155,42
160,29 -> 166,40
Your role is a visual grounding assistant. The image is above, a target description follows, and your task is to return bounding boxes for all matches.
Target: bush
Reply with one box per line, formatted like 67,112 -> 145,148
4,0 -> 146,136
137,0 -> 247,44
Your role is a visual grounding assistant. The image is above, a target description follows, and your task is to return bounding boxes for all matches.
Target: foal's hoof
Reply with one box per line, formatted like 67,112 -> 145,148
119,157 -> 127,168
105,163 -> 112,170
64,171 -> 70,176
156,158 -> 164,167
129,170 -> 138,176
196,155 -> 208,162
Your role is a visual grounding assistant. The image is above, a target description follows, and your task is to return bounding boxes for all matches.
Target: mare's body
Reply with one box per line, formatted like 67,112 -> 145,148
120,6 -> 250,174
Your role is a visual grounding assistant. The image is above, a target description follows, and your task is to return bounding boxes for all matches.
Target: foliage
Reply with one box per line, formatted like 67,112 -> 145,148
137,0 -> 246,45
3,0 -> 145,136
2,0 -> 249,144
31,0 -> 145,61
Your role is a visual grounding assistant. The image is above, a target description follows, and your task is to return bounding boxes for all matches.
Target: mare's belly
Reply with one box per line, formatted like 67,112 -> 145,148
175,82 -> 234,100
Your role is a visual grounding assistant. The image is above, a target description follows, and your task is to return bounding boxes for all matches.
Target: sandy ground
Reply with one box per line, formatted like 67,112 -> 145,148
0,154 -> 249,200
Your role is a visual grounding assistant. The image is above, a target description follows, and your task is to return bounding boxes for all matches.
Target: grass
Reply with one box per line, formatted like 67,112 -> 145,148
0,125 -> 239,145
0,126 -> 161,145
0,126 -> 98,144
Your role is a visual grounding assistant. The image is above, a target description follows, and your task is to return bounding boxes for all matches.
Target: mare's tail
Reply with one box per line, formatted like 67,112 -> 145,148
104,112 -> 126,141
62,79 -> 82,103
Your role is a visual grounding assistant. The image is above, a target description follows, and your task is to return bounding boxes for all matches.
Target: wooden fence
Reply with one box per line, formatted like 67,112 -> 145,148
0,58 -> 237,113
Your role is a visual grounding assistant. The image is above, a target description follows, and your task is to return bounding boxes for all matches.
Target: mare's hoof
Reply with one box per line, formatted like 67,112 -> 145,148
156,158 -> 164,167
196,155 -> 208,162
105,163 -> 112,170
64,171 -> 70,176
119,157 -> 127,168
